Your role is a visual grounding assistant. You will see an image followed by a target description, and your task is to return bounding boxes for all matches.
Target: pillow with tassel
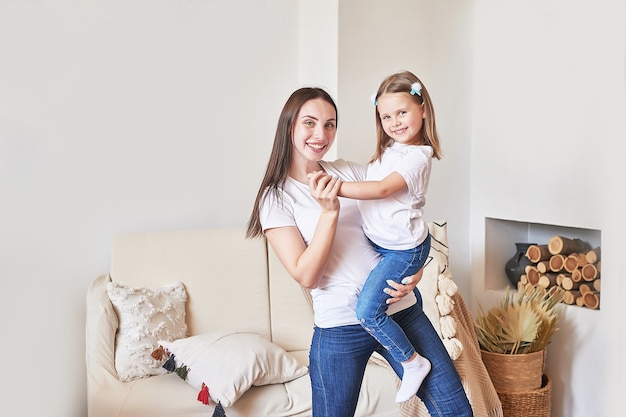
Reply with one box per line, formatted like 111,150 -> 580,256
152,330 -> 308,408
107,281 -> 188,381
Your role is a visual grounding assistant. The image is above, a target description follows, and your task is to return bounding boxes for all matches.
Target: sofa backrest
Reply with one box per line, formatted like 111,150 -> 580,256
110,227 -> 274,341
267,247 -> 314,352
107,222 -> 455,358
110,227 -> 315,352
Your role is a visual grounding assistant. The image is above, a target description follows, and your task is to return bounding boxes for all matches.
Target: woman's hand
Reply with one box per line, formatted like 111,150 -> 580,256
385,269 -> 423,304
307,171 -> 342,212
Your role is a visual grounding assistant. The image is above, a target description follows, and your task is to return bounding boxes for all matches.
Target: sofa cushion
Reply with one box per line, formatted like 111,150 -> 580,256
107,281 -> 188,381
159,330 -> 309,407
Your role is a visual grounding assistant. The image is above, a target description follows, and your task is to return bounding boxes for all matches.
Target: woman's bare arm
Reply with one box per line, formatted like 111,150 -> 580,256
265,173 -> 342,289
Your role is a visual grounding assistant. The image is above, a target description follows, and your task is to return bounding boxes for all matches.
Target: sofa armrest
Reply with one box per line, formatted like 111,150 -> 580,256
85,274 -> 119,387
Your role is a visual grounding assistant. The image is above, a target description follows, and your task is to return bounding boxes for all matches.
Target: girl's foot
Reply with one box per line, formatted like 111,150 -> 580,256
395,354 -> 431,403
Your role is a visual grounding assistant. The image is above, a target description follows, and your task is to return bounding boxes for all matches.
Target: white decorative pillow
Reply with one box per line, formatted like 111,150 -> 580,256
159,330 -> 309,407
107,281 -> 188,382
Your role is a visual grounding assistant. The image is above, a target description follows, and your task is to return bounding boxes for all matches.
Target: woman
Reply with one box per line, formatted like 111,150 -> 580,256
246,87 -> 472,417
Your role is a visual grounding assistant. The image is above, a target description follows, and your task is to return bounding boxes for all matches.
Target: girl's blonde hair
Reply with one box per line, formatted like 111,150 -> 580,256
370,70 -> 442,163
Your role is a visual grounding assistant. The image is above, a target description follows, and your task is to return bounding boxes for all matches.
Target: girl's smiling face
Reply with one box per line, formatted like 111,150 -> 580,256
377,92 -> 425,146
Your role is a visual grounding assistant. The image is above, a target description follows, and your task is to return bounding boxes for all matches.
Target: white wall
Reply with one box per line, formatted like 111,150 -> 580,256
337,0 -> 474,298
298,0 -> 339,160
470,1 -> 625,416
1,1 -> 624,416
0,1 -> 301,416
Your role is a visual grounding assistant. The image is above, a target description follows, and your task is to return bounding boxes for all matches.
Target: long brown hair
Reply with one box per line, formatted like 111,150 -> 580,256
246,87 -> 338,238
370,70 -> 442,163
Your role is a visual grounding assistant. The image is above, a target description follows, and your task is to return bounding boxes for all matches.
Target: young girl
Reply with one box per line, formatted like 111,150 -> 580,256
313,70 -> 441,403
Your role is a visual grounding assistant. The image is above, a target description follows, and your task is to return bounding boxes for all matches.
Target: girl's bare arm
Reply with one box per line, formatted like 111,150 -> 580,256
338,171 -> 407,200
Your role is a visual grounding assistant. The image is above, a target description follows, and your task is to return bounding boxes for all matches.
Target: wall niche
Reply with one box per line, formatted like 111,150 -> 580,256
485,217 -> 602,309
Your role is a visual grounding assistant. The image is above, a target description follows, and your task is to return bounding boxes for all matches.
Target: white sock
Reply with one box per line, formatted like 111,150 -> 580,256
395,354 -> 431,403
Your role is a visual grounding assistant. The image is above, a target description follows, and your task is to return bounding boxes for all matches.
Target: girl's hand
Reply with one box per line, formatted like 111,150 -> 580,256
385,269 -> 423,304
307,171 -> 342,212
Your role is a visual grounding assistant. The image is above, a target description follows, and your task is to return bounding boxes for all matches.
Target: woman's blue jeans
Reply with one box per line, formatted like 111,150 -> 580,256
356,233 -> 431,363
309,293 -> 473,417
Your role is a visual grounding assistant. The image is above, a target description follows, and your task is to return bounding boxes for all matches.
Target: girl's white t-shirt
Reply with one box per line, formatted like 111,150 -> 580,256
358,143 -> 433,250
259,159 -> 416,328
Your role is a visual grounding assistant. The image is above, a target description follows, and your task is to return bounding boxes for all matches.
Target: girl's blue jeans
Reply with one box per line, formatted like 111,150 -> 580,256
309,294 -> 472,417
356,233 -> 431,363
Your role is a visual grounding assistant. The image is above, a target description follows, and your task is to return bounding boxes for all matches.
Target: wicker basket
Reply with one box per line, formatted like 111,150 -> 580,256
498,374 -> 552,417
480,349 -> 545,392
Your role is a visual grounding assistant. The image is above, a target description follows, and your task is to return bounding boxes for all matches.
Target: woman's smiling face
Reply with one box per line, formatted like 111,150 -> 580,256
291,98 -> 337,163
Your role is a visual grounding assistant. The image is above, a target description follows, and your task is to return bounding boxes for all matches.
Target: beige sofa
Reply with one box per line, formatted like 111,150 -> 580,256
86,222 -> 502,417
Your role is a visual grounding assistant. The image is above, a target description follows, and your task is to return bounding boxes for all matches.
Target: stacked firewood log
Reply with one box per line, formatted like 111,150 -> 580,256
518,236 -> 601,309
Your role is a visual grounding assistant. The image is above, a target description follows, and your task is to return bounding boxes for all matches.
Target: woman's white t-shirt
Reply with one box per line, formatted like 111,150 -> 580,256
259,159 -> 416,328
